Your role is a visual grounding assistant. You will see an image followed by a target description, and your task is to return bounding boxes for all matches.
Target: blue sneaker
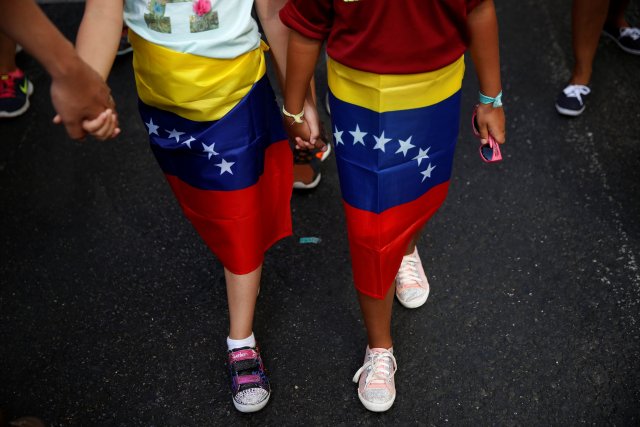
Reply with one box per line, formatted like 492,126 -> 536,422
555,84 -> 590,117
603,25 -> 640,55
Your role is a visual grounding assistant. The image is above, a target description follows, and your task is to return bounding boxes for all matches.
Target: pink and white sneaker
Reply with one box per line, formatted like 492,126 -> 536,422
395,247 -> 430,309
352,346 -> 397,412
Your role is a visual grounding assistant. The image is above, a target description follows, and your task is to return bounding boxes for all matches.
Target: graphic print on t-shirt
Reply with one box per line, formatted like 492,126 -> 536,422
144,0 -> 219,34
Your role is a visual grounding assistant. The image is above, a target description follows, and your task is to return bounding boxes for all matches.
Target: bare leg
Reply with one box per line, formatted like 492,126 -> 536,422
225,264 -> 262,340
606,0 -> 631,27
570,0 -> 610,85
404,227 -> 424,256
357,283 -> 395,349
0,32 -> 17,73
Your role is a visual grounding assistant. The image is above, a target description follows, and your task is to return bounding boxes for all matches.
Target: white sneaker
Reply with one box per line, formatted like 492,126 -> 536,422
395,247 -> 430,308
352,346 -> 397,412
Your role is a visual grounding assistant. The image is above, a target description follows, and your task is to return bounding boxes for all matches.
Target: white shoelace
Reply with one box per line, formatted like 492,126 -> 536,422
352,349 -> 398,386
620,27 -> 640,40
562,85 -> 591,103
396,256 -> 423,288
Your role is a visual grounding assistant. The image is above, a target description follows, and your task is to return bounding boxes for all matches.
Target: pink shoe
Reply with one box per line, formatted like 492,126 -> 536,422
352,346 -> 397,412
395,247 -> 430,308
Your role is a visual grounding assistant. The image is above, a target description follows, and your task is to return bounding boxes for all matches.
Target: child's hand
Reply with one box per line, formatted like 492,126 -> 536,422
300,99 -> 327,153
474,103 -> 505,145
82,108 -> 120,140
283,115 -> 314,150
54,108 -> 120,140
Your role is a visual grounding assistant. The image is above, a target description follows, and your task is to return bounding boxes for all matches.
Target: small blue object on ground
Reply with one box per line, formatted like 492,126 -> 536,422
299,237 -> 321,244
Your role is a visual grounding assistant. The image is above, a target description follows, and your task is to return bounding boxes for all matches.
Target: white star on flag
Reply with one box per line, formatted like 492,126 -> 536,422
202,142 -> 219,159
373,131 -> 391,152
421,163 -> 437,182
396,136 -> 415,157
166,129 -> 185,142
413,147 -> 431,166
349,124 -> 367,146
182,136 -> 195,149
145,118 -> 159,136
216,158 -> 235,175
334,126 -> 344,146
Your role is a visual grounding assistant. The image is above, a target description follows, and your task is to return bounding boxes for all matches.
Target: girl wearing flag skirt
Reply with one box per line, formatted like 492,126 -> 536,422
75,0 -> 318,413
281,0 -> 506,412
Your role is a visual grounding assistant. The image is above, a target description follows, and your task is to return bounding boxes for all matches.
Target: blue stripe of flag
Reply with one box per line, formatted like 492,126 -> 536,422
138,76 -> 287,191
330,90 -> 461,214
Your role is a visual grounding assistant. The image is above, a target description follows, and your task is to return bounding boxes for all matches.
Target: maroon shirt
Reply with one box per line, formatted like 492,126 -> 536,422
280,0 -> 484,74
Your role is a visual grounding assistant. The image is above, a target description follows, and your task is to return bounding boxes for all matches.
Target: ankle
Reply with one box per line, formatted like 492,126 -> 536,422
569,77 -> 590,87
606,18 -> 629,29
404,245 -> 416,257
368,340 -> 393,350
227,332 -> 256,350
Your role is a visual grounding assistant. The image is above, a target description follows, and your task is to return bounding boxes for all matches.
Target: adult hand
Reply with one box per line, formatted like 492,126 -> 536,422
50,57 -> 116,140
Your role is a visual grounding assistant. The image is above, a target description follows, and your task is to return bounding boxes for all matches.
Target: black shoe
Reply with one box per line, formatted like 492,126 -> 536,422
603,25 -> 640,55
555,84 -> 590,117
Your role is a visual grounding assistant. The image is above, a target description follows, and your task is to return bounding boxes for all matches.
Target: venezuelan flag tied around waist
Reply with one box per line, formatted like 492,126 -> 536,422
130,32 -> 293,275
327,56 -> 465,299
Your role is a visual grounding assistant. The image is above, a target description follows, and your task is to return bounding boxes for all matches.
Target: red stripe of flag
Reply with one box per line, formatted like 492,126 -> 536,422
165,140 -> 293,274
344,182 -> 450,298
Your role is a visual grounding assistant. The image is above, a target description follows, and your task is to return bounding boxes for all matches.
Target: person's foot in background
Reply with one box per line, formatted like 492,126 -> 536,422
293,145 -> 322,190
0,33 -> 33,118
0,408 -> 45,427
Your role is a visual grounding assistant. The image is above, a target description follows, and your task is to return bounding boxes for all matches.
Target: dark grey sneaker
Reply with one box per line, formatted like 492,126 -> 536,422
555,84 -> 591,117
0,68 -> 34,118
293,146 -> 322,189
603,25 -> 640,55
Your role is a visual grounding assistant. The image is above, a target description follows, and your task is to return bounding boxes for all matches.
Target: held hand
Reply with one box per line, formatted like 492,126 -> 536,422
283,115 -> 313,149
81,108 -> 121,140
302,99 -> 327,153
50,56 -> 115,139
475,103 -> 506,145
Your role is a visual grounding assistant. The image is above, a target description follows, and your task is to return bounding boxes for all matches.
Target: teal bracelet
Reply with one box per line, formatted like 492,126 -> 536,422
478,90 -> 503,108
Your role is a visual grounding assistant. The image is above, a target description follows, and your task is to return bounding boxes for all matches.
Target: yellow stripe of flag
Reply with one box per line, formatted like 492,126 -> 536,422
327,56 -> 465,113
129,31 -> 267,122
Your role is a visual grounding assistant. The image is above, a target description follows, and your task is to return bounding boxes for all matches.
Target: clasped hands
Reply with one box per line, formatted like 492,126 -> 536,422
283,99 -> 327,153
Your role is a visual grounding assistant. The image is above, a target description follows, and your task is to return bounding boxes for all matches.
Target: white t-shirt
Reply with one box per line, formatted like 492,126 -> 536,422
124,0 -> 260,59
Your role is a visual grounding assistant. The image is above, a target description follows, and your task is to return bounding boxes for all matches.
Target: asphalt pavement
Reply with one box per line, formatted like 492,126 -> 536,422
1,1 -> 639,425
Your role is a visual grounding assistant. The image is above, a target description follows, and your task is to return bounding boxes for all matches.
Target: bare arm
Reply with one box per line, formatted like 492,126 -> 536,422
76,0 -> 123,80
282,30 -> 322,147
255,0 -> 289,89
0,0 -> 115,139
256,0 -> 325,150
467,0 -> 506,144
